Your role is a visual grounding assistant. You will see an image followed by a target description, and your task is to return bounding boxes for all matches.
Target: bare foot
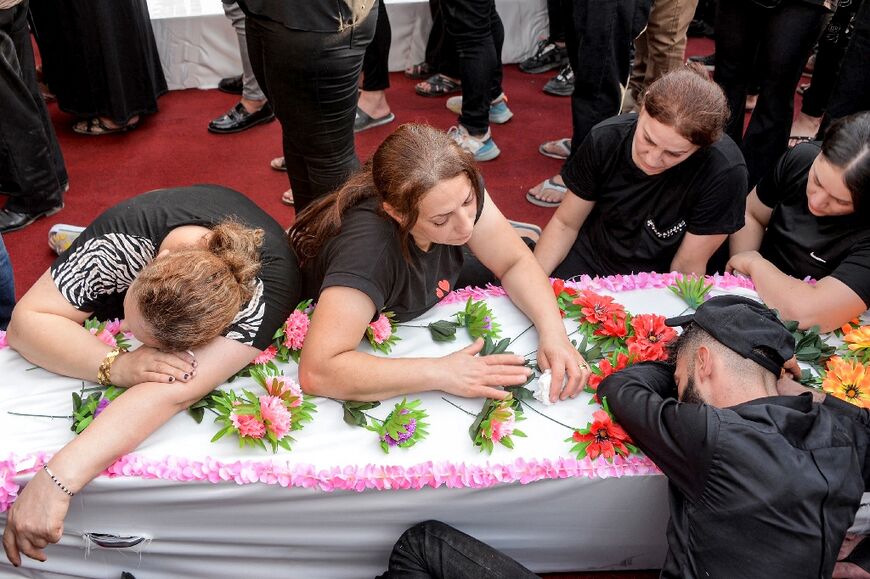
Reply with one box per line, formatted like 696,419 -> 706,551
833,562 -> 870,578
789,111 -> 822,146
270,156 -> 286,172
101,115 -> 140,129
840,534 -> 865,560
746,94 -> 758,112
358,90 -> 391,120
527,174 -> 568,206
281,189 -> 294,207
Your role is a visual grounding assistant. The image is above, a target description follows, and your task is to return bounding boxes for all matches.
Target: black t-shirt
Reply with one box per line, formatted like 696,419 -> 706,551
301,196 -> 484,323
51,185 -> 300,350
757,142 -> 870,307
559,114 -> 747,276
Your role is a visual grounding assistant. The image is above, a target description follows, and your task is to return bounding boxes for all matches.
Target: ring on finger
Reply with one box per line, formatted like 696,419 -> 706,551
579,361 -> 590,370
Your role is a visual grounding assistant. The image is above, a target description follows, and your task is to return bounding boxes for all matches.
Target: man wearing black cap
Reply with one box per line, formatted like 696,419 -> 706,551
599,295 -> 870,578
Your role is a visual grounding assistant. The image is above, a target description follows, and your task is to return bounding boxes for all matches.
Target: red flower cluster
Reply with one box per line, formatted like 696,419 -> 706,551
626,314 -> 677,362
552,279 -> 580,318
571,410 -> 634,461
586,352 -> 632,402
570,290 -> 628,338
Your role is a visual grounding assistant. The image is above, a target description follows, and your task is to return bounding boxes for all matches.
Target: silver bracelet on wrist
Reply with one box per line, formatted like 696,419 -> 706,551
43,464 -> 75,497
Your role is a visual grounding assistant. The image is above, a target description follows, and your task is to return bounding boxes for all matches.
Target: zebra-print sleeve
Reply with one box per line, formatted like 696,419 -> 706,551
223,278 -> 265,346
51,233 -> 156,310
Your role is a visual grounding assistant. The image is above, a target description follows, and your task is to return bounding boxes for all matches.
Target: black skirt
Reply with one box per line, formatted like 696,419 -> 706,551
30,0 -> 167,124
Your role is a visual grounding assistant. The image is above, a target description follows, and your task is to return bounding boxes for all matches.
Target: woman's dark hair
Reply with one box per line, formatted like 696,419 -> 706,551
640,64 -> 730,147
289,123 -> 485,265
820,111 -> 870,213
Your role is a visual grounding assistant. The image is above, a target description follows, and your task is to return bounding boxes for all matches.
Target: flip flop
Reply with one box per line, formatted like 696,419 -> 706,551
507,219 -> 542,242
354,108 -> 395,133
415,74 -> 462,97
539,138 -> 572,160
526,177 -> 568,208
72,117 -> 138,136
281,189 -> 294,207
270,156 -> 286,172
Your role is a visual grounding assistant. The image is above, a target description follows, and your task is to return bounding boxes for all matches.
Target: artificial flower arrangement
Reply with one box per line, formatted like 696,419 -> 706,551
367,311 -> 401,354
210,363 -> 316,452
342,398 -> 430,453
817,325 -> 870,407
413,297 -> 502,343
566,399 -> 638,462
270,299 -> 314,364
84,317 -> 131,350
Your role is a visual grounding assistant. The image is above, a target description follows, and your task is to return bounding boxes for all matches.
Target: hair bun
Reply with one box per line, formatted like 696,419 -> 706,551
209,220 -> 263,302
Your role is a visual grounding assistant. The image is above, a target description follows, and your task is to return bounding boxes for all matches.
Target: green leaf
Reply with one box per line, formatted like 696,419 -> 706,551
428,320 -> 459,342
188,406 -> 205,424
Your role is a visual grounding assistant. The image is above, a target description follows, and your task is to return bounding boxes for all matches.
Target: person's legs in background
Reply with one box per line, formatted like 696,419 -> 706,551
823,0 -> 870,129
208,1 -> 275,134
0,0 -> 67,233
245,8 -> 376,213
519,0 -> 568,75
356,2 -> 395,132
442,0 -> 504,161
377,521 -> 539,579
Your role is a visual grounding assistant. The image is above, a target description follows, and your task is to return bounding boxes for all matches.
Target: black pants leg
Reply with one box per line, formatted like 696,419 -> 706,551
0,1 -> 66,214
377,521 -> 539,579
715,0 -> 829,186
427,0 -> 460,78
442,0 -> 503,136
563,0 -> 652,152
547,0 -> 565,43
245,11 -> 376,213
825,0 -> 870,123
362,0 -> 391,92
801,0 -> 859,118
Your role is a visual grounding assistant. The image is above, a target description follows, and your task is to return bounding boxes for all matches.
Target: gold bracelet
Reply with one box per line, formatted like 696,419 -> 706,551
97,347 -> 125,387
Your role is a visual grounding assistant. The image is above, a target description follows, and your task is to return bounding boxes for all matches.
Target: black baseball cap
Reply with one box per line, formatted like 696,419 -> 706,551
665,295 -> 795,376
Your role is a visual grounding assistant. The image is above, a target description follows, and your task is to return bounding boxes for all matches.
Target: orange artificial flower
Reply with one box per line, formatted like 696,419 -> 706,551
822,356 -> 870,407
844,327 -> 870,352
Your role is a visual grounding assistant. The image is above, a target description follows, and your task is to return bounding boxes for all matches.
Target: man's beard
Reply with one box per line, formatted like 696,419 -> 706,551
680,375 -> 705,404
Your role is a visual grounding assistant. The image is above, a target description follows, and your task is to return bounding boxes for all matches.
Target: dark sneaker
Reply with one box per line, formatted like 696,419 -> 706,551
543,63 -> 574,96
217,75 -> 243,95
688,53 -> 715,71
519,38 -> 568,74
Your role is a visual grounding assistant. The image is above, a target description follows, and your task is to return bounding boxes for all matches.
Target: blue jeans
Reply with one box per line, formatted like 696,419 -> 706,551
0,233 -> 14,329
378,521 -> 539,579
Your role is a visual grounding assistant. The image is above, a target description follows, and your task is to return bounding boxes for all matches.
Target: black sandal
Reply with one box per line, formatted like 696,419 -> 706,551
404,61 -> 433,80
415,74 -> 461,97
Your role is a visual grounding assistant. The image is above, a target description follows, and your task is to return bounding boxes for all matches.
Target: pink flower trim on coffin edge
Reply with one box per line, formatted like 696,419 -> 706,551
0,452 -> 658,510
438,271 -> 758,305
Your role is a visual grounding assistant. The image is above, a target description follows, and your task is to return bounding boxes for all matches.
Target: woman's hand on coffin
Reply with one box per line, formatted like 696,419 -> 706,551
440,338 -> 531,399
111,346 -> 197,386
537,332 -> 587,402
2,467 -> 70,566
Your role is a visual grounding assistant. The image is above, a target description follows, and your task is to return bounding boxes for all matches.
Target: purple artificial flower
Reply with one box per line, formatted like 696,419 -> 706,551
94,397 -> 111,418
383,413 -> 417,447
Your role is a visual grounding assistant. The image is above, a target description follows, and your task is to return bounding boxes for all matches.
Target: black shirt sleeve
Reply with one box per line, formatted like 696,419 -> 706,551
756,142 -> 820,208
685,162 -> 747,236
599,362 -> 719,500
829,237 -> 870,308
561,131 -> 602,201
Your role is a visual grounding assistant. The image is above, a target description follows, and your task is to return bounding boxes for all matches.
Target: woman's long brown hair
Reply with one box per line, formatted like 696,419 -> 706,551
289,123 -> 484,265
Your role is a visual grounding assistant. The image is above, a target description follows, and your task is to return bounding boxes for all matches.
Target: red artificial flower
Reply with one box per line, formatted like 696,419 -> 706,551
552,278 -> 565,297
595,309 -> 628,339
572,410 -> 633,460
573,290 -> 625,326
627,314 -> 677,362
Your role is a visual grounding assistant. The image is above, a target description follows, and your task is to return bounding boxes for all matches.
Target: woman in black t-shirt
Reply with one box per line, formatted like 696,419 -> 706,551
290,124 -> 588,403
2,185 -> 299,567
728,112 -> 870,332
535,67 -> 748,279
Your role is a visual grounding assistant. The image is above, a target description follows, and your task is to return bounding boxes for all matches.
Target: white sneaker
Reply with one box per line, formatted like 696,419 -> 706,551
447,125 -> 501,162
446,93 -> 514,124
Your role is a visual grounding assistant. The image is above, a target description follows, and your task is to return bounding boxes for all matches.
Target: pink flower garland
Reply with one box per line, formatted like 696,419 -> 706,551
0,330 -> 7,350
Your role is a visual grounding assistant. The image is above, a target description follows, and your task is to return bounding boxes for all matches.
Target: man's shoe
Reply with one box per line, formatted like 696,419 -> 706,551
448,125 -> 500,162
208,102 -> 275,134
688,53 -> 715,71
543,63 -> 574,96
519,38 -> 568,74
446,93 -> 513,124
0,203 -> 64,233
218,75 -> 243,95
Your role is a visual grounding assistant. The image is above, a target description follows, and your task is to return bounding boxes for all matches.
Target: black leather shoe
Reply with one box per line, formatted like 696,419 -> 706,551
0,203 -> 64,233
207,102 -> 275,134
217,75 -> 243,95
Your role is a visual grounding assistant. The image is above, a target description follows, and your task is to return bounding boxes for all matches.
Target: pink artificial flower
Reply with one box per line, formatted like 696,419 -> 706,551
263,375 -> 303,407
283,310 -> 310,350
231,413 -> 266,439
104,319 -> 123,335
260,395 -> 292,440
369,314 -> 392,345
90,327 -> 117,347
489,407 -> 516,443
252,345 -> 278,365
0,330 -> 7,350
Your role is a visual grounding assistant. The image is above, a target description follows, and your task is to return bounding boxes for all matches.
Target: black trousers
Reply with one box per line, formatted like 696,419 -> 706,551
714,0 -> 829,187
801,0 -> 861,118
245,10 -> 376,213
442,0 -> 504,135
362,0 -> 391,92
548,0 -> 565,43
376,521 -> 539,579
825,0 -> 870,123
562,0 -> 652,152
425,0 -> 460,78
0,0 -> 67,214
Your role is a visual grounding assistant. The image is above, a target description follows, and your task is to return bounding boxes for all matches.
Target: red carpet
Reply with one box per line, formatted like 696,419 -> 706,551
4,38 -> 715,297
